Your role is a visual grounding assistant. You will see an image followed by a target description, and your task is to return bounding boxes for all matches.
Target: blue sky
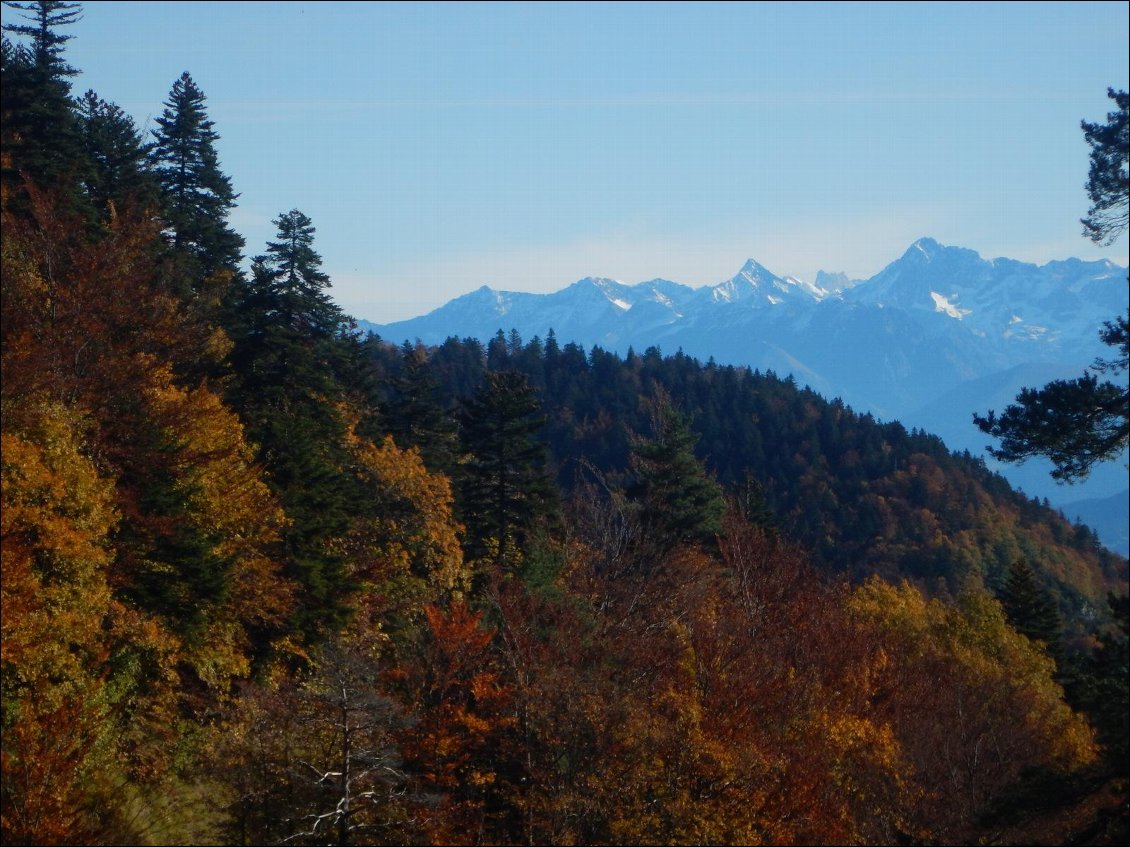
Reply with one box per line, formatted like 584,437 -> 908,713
5,1 -> 1128,321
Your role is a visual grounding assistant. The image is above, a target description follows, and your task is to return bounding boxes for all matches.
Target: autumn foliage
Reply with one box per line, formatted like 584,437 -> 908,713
2,7 -> 1126,844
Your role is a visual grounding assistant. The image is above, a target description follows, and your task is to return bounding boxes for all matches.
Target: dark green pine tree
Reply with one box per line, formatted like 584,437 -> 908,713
733,470 -> 777,536
459,370 -> 556,571
1,1 -> 88,198
1081,88 -> 1129,245
150,71 -> 244,285
75,89 -> 157,218
1077,592 -> 1129,771
383,342 -> 460,476
975,89 -> 1128,481
627,401 -> 725,554
227,210 -> 359,639
999,558 -> 1063,658
253,208 -> 349,337
122,452 -> 232,644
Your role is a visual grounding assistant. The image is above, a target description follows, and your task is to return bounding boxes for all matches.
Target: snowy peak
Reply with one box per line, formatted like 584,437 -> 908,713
900,236 -> 982,266
453,284 -> 517,316
368,241 -> 1125,373
815,270 -> 859,293
851,238 -> 990,311
708,259 -> 827,306
826,238 -> 1129,351
736,258 -> 778,283
908,236 -> 943,260
564,276 -> 695,314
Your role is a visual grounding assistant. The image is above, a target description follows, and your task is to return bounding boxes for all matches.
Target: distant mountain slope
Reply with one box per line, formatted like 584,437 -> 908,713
360,238 -> 1129,550
1061,490 -> 1130,557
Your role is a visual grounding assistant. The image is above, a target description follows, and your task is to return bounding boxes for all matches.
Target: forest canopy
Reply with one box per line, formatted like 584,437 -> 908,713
1,3 -> 1127,845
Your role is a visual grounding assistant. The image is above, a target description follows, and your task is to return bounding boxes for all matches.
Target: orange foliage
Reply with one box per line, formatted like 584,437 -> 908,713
398,600 -> 515,844
1,406 -> 117,842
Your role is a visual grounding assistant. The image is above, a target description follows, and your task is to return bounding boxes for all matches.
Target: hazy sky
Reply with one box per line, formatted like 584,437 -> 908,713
5,1 -> 1128,321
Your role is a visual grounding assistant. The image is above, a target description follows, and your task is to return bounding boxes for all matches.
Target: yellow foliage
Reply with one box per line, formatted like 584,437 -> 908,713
1,404 -> 116,699
143,370 -> 293,629
846,577 -> 1097,839
345,434 -> 469,643
138,364 -> 296,687
1,403 -> 120,841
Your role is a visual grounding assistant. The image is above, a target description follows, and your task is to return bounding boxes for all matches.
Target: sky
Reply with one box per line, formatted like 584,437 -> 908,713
4,1 -> 1129,322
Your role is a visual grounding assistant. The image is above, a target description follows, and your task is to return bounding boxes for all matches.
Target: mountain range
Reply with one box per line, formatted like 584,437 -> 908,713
359,238 -> 1129,553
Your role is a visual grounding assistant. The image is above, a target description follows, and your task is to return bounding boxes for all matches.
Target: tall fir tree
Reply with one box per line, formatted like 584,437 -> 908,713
627,401 -> 725,554
382,342 -> 460,476
1,1 -> 88,200
1077,592 -> 1129,770
75,89 -> 157,218
150,71 -> 244,286
227,210 -> 360,638
459,370 -> 556,571
999,558 -> 1063,658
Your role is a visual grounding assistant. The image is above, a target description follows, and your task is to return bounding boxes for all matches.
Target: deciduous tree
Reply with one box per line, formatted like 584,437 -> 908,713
1,403 -> 118,844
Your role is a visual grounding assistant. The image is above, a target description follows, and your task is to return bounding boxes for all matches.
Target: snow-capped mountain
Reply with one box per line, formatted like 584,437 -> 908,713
694,259 -> 829,307
360,238 -> 1129,551
844,238 -> 1125,358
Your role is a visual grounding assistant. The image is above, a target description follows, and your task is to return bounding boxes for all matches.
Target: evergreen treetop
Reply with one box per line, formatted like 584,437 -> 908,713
999,557 -> 1063,656
75,89 -> 157,217
150,70 -> 243,281
627,400 -> 725,553
1,0 -> 80,72
1,1 -> 87,195
459,369 -> 556,571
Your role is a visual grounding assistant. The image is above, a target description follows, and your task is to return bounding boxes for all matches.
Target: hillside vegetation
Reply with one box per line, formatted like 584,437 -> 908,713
2,4 -> 1126,844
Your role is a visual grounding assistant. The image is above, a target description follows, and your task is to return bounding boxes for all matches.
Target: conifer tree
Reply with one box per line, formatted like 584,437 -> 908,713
75,89 -> 156,218
627,401 -> 725,553
1,1 -> 87,197
976,89 -> 1128,481
228,209 -> 355,412
999,558 -> 1063,657
1082,88 -> 1129,245
382,342 -> 460,476
459,370 -> 556,570
1077,592 -> 1129,769
227,210 -> 359,638
150,71 -> 243,284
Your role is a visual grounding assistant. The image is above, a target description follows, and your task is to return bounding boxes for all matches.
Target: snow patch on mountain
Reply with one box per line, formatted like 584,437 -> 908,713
930,291 -> 972,319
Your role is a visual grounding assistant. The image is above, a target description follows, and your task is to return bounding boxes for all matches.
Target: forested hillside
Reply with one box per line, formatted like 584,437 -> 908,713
365,334 -> 1126,639
2,3 -> 1127,845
